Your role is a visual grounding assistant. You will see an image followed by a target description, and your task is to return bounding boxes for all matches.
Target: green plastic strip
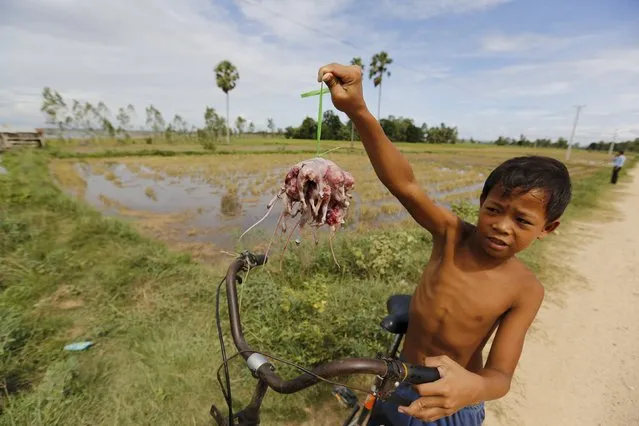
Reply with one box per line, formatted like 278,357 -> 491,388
316,82 -> 323,155
300,83 -> 327,155
300,87 -> 330,98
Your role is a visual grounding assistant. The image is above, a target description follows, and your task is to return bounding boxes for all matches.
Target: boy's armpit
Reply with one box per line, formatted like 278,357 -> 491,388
483,279 -> 544,378
393,181 -> 458,237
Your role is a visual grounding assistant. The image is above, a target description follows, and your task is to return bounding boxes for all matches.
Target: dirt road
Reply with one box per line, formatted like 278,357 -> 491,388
485,166 -> 639,425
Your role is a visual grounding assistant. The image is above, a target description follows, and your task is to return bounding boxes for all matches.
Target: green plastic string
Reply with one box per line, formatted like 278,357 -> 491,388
316,82 -> 323,155
300,83 -> 328,155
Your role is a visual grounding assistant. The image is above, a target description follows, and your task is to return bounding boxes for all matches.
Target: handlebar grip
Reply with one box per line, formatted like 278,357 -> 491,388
252,254 -> 267,266
404,364 -> 440,384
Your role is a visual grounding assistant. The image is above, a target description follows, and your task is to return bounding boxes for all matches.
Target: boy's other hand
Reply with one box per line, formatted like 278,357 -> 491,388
398,355 -> 483,422
317,63 -> 367,116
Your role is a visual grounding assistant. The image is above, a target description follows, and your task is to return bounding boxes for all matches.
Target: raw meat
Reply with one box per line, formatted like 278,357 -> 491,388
268,157 -> 355,233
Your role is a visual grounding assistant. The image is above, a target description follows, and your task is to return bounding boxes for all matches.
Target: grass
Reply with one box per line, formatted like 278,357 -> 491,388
144,187 -> 158,201
0,149 -> 432,425
1,144 -> 633,425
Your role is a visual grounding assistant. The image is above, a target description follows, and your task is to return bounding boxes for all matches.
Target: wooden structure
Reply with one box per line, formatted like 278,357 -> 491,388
0,126 -> 45,151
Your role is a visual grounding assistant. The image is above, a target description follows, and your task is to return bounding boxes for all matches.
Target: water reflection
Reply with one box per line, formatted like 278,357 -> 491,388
60,161 -> 483,250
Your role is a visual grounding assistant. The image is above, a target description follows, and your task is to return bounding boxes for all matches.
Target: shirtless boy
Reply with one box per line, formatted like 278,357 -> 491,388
317,63 -> 572,425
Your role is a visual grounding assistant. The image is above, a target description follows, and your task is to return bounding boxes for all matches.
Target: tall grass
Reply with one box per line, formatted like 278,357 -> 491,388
0,150 -> 434,425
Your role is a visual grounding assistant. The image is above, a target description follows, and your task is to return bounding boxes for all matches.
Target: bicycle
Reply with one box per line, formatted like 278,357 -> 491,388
210,251 -> 440,426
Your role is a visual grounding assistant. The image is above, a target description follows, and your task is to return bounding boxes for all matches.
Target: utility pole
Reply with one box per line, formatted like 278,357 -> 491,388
608,129 -> 618,155
565,105 -> 585,162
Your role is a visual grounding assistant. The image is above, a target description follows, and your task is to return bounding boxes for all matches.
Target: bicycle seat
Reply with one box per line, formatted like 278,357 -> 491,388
380,294 -> 411,335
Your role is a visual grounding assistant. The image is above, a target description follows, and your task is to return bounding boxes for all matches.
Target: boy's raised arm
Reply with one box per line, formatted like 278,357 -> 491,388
318,63 -> 456,237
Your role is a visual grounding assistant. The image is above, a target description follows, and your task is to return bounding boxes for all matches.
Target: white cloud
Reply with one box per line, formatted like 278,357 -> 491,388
234,0 -> 357,46
381,0 -> 511,19
0,0 -> 336,130
0,0 -> 637,143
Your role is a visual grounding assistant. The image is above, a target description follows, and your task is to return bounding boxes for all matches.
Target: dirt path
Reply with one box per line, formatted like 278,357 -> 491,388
485,166 -> 639,425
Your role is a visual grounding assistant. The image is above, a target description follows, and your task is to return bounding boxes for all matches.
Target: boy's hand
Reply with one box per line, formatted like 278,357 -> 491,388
398,355 -> 483,422
317,63 -> 368,116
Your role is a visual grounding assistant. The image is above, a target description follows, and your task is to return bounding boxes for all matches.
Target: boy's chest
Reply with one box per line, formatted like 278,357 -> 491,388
410,257 -> 514,345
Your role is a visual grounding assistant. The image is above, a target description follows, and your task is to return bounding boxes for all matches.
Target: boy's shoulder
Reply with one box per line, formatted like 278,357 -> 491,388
504,256 -> 545,303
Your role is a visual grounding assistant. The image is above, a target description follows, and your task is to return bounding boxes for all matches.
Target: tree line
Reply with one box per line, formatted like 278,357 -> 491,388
40,52 -> 635,151
284,112 -> 458,144
40,87 -> 280,146
586,139 -> 639,153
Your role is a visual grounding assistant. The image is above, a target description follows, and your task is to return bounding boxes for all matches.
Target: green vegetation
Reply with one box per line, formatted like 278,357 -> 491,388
0,149 -> 435,425
0,145 -> 634,425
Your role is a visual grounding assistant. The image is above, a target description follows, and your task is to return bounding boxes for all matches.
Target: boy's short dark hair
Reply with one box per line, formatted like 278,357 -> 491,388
618,150 -> 625,155
480,156 -> 572,222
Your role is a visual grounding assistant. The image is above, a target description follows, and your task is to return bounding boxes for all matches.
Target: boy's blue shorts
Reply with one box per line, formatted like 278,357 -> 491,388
367,383 -> 485,426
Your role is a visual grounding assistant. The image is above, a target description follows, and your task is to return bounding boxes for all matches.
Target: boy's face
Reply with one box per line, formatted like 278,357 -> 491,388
477,185 -> 560,259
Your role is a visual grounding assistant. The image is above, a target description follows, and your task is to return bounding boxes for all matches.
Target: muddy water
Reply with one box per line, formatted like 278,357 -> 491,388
67,162 -> 482,252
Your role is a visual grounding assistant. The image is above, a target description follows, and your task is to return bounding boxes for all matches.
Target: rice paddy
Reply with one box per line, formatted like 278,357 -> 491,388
49,143 -> 611,259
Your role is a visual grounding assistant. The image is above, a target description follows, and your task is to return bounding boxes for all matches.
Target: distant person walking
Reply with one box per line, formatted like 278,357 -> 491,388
611,150 -> 626,184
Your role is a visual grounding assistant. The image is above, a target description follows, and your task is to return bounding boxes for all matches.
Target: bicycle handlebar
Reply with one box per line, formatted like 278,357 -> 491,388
224,252 -> 392,393
223,251 -> 440,396
214,251 -> 441,425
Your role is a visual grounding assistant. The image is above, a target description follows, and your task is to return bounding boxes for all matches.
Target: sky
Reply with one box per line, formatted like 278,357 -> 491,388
1,0 -> 638,144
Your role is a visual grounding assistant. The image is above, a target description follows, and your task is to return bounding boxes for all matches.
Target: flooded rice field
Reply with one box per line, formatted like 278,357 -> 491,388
50,151 -> 602,260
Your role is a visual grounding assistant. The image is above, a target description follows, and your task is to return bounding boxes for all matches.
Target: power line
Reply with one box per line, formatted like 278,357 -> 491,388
234,0 -> 438,81
235,0 -> 359,50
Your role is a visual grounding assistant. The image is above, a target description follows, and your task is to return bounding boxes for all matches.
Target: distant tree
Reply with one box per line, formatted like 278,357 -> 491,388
235,116 -> 247,136
171,114 -> 189,135
494,136 -> 509,146
369,51 -> 393,120
71,101 -> 99,139
379,117 -> 398,141
284,126 -> 295,139
322,110 -> 345,140
215,60 -> 239,145
267,118 -> 275,137
116,107 -> 131,139
295,117 -> 317,139
425,123 -> 458,144
145,105 -> 165,139
555,137 -> 568,148
403,119 -> 425,142
41,87 -> 69,136
204,106 -> 225,141
94,101 -> 115,139
517,134 -> 530,146
248,122 -> 255,134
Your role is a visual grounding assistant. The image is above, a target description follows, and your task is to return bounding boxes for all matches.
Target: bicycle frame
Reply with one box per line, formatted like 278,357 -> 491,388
211,251 -> 438,426
338,313 -> 407,426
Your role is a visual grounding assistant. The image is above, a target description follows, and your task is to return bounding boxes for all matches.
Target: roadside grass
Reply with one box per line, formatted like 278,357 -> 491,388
1,147 -> 632,425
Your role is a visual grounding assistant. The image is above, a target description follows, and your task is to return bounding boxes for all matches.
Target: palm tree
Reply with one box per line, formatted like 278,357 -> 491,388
215,60 -> 239,144
349,57 -> 364,146
369,51 -> 393,120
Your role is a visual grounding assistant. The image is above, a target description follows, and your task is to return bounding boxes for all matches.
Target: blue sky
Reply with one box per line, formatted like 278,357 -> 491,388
1,0 -> 638,144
